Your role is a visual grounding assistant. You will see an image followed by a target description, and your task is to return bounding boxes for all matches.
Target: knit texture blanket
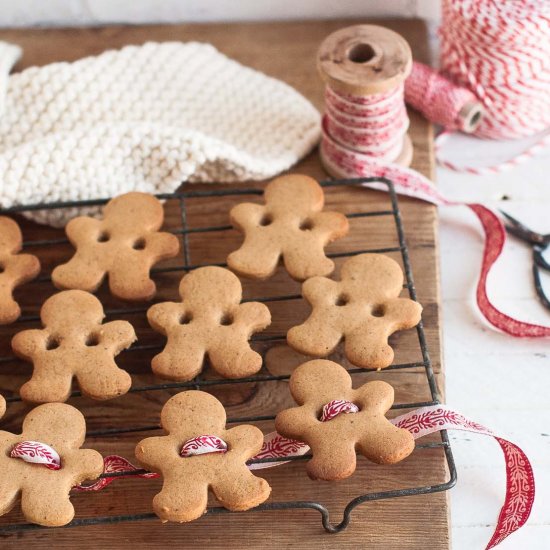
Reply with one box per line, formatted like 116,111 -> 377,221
0,41 -> 321,226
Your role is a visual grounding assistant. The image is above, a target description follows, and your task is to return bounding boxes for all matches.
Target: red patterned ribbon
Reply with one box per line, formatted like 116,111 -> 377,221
74,403 -> 533,548
322,131 -> 550,337
180,435 -> 228,457
10,440 -> 61,470
319,399 -> 359,422
391,406 -> 534,549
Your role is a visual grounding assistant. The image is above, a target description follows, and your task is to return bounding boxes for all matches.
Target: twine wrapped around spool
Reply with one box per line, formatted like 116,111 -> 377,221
317,25 -> 413,177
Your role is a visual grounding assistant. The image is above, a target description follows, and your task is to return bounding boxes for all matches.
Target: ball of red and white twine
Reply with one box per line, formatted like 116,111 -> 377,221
434,0 -> 550,173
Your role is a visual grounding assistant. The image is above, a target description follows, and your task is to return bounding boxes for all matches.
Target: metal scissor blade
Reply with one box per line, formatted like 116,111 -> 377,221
500,210 -> 550,246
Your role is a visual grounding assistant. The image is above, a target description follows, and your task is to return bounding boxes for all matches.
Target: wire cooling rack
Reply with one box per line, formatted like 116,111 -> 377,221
0,177 -> 456,534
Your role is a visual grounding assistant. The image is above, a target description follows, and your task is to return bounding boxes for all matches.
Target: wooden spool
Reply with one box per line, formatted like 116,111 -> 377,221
317,25 -> 414,170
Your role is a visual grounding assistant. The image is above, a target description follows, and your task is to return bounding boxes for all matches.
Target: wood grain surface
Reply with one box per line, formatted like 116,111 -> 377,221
0,19 -> 450,549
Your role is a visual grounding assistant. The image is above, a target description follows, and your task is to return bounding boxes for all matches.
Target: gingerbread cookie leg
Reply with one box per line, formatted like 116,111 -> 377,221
207,339 -> 262,378
155,472 -> 209,523
20,480 -> 77,527
20,367 -> 73,403
108,262 -> 157,302
308,440 -> 358,481
75,365 -> 131,400
227,237 -> 282,280
151,337 -> 206,380
287,309 -> 343,357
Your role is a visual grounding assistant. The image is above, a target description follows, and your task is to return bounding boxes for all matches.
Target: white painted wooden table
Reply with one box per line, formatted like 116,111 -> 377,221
437,132 -> 550,549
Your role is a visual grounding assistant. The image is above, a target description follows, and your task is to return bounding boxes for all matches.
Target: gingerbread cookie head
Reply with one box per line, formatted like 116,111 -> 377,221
136,391 -> 271,522
147,266 -> 270,381
275,360 -> 414,480
52,192 -> 180,301
0,403 -> 104,526
0,216 -> 40,324
227,174 -> 349,281
287,253 -> 422,369
12,290 -> 136,403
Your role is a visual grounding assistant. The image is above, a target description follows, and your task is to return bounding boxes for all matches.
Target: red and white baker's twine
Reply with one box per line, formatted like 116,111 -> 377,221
432,0 -> 550,174
15,401 -> 532,548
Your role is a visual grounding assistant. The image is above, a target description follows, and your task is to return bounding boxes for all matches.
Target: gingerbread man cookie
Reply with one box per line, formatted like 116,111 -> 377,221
287,253 -> 422,369
227,174 -> 349,280
52,192 -> 180,301
0,403 -> 104,526
0,216 -> 40,324
275,360 -> 414,480
135,391 -> 271,522
147,266 -> 270,381
0,394 -> 5,418
12,290 -> 136,403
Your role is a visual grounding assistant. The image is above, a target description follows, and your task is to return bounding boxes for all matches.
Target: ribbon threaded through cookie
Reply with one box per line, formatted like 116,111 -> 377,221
72,404 -> 533,548
319,399 -> 359,422
10,440 -> 61,470
180,435 -> 228,458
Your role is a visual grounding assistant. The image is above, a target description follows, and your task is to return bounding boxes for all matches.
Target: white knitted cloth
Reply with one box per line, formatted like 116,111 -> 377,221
0,41 -> 321,226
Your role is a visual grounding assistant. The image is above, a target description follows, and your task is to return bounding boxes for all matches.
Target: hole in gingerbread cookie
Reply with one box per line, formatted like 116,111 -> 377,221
371,304 -> 385,317
220,313 -> 234,326
299,218 -> 314,231
45,337 -> 60,351
0,263 -> 4,273
179,312 -> 193,325
133,238 -> 146,250
97,231 -> 110,243
259,214 -> 273,227
85,333 -> 100,346
335,294 -> 349,306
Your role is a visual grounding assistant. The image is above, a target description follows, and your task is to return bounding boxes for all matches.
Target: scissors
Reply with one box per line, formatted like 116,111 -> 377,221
500,210 -> 550,311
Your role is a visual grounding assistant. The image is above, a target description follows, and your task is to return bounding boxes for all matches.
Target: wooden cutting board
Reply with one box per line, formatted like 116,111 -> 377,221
0,19 -> 450,549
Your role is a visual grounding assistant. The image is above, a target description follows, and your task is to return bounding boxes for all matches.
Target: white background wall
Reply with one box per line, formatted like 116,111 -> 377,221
0,0 -> 440,27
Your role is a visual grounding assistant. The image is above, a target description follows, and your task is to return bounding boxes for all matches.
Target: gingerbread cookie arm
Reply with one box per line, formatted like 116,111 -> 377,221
0,432 -> 18,515
100,320 -> 137,352
136,232 -> 180,261
135,436 -> 174,469
274,406 -> 318,440
382,297 -> 423,330
0,253 -> 40,324
301,276 -> 339,305
147,302 -> 183,334
229,203 -> 267,232
233,301 -> 271,331
310,211 -> 350,241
